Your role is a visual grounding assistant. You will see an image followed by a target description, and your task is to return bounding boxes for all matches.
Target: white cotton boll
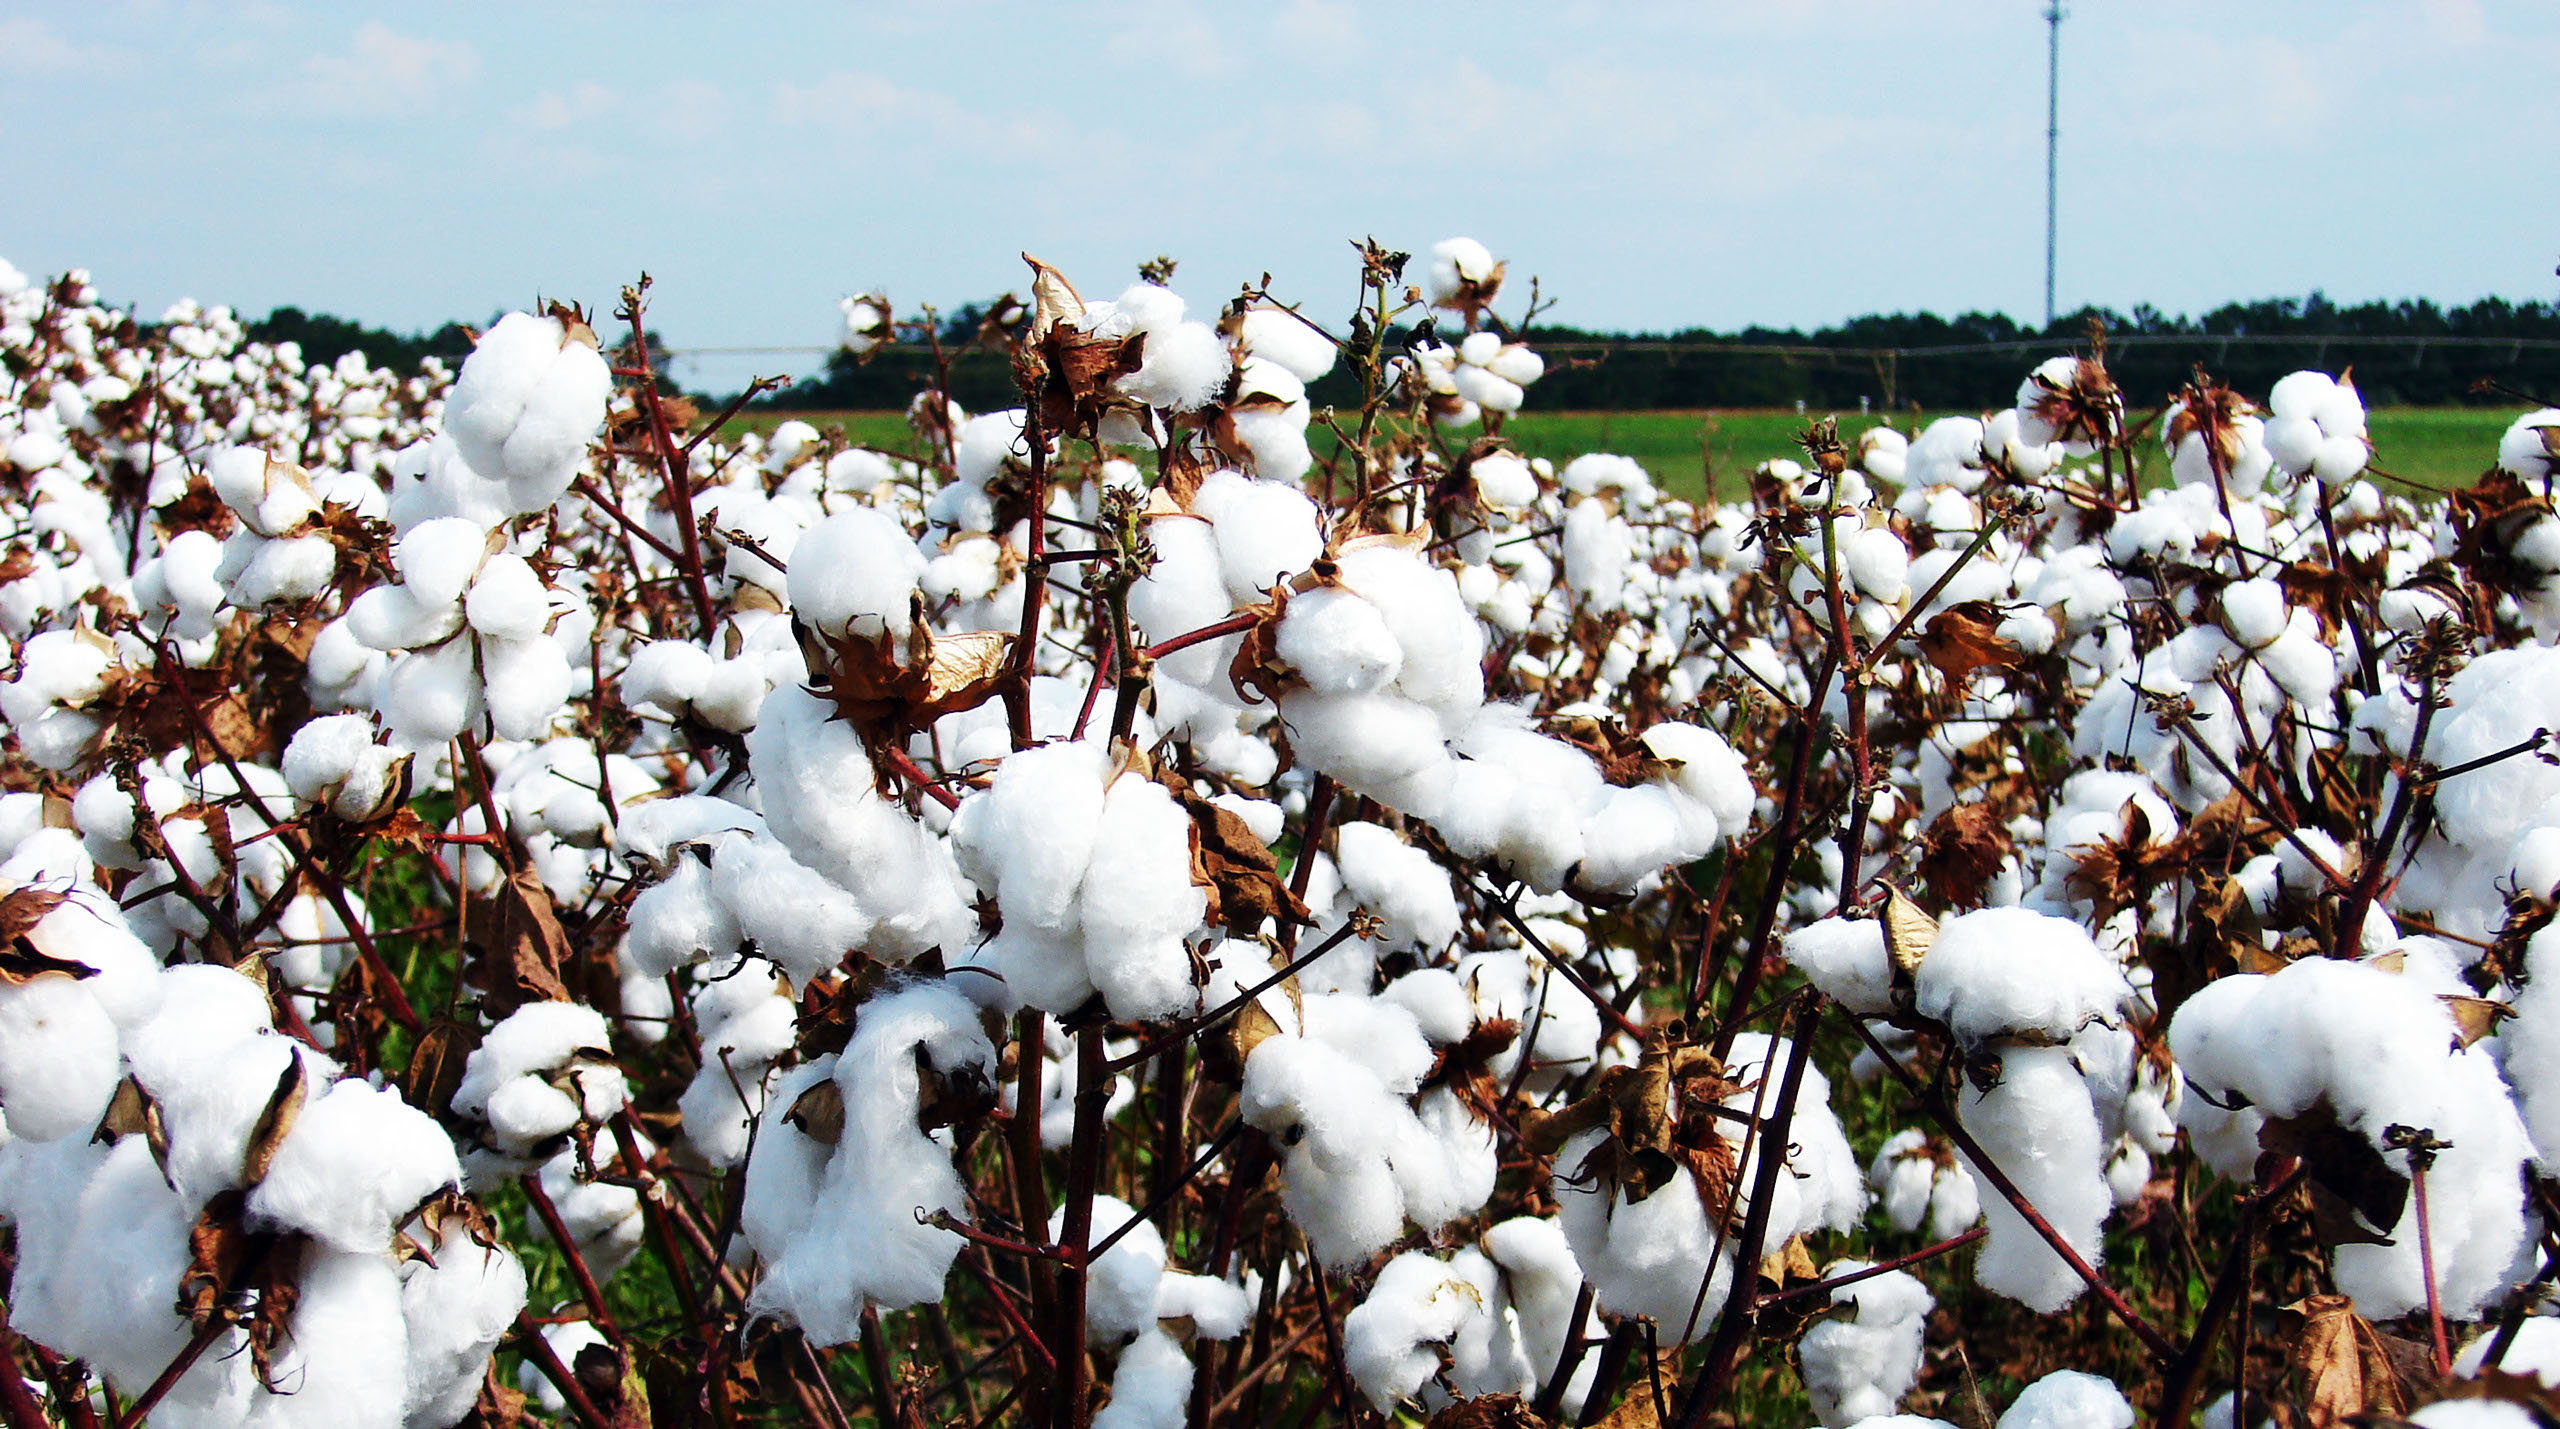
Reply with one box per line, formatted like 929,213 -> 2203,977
620,639 -> 714,717
248,1078 -> 459,1253
1801,1265 -> 1934,1428
1562,497 -> 1631,609
1051,1194 -> 1167,1343
1333,821 -> 1459,949
382,637 -> 480,745
1095,1326 -> 1192,1429
1155,1272 -> 1251,1340
1997,1370 -> 2135,1429
1641,722 -> 1755,835
2498,410 -> 2560,482
1575,783 -> 1693,892
1425,238 -> 1499,309
398,1226 -> 528,1429
623,856 -> 737,978
1335,543 -> 1487,727
1229,402 -> 1315,482
2220,579 -> 2288,648
345,582 -> 464,653
396,517 -> 491,608
516,1321 -> 607,1414
452,1002 -> 617,1126
790,506 -> 929,641
1119,321 -> 1231,412
247,1247 -> 410,1429
229,533 -> 338,605
1238,308 -> 1336,383
1276,586 -> 1403,695
1342,1250 -> 1496,1413
1915,907 -> 2128,1049
0,976 -> 120,1141
716,839 -> 876,987
950,738 -> 1107,933
1079,774 -> 1210,1019
1473,452 -> 1537,508
2263,414 -> 2324,476
1552,1123 -> 1729,1340
2311,430 -> 2371,487
1280,691 -> 1456,821
2268,371 -> 2339,421
742,982 -> 996,1344
482,635 -> 573,742
2411,1406 -> 2540,1429
2455,1319 -> 2560,1384
464,554 -> 551,641
1784,917 -> 1896,1017
1194,469 -> 1325,600
1452,362 -> 1526,413
1129,516 -> 1237,689
1845,527 -> 1912,604
1960,1045 -> 2108,1312
1210,793 -> 1285,846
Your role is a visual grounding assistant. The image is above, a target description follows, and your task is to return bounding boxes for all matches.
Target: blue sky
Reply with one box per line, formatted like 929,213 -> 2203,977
4,1 -> 2553,394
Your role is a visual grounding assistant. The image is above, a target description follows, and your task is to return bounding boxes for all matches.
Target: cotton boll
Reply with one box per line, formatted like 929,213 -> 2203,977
1574,782 -> 1694,893
229,533 -> 338,605
1332,821 -> 1459,949
1194,469 -> 1325,600
241,1246 -> 410,1429
1280,690 -> 1456,821
1335,543 -> 1487,728
1473,452 -> 1538,509
398,1223 -> 528,1429
382,636 -> 482,745
1784,917 -> 1895,1017
248,1077 -> 460,1252
463,554 -> 551,641
713,838 -> 877,987
482,635 -> 573,741
1237,308 -> 1337,383
1342,1249 -> 1500,1413
1640,722 -> 1756,834
1128,516 -> 1239,690
1959,1046 -> 2108,1312
1094,1326 -> 1192,1429
1119,321 -> 1231,412
1997,1370 -> 2134,1429
1078,773 -> 1208,1020
1562,498 -> 1631,608
790,507 -> 928,642
2498,410 -> 2560,482
950,738 -> 1109,935
396,517 -> 491,608
1914,907 -> 2128,1049
1801,1265 -> 1934,1427
1051,1194 -> 1167,1343
1276,586 -> 1403,695
0,974 -> 122,1140
1552,1123 -> 1730,1340
2312,432 -> 2370,486
2219,579 -> 2287,648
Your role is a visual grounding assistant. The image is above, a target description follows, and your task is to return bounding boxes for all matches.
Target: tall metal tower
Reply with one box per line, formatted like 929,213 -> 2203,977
2045,3 -> 2064,330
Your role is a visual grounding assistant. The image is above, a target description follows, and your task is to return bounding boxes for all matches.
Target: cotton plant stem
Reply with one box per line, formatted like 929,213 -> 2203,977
2158,1160 -> 2307,1429
1530,1285 -> 1598,1421
1051,1024 -> 1110,1429
2412,1157 -> 2453,1379
510,1312 -> 617,1429
1755,1226 -> 1991,1308
519,1171 -> 622,1345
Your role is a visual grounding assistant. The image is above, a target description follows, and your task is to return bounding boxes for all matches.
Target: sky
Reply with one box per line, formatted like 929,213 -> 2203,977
3,1 -> 2554,395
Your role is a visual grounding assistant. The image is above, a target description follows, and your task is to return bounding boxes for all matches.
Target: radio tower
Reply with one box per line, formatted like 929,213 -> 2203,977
2045,3 -> 2064,330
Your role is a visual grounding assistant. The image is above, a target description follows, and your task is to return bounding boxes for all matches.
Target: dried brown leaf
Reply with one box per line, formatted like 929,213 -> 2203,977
2287,1294 -> 2406,1429
1917,802 -> 2014,911
1916,601 -> 2025,691
240,1054 -> 309,1187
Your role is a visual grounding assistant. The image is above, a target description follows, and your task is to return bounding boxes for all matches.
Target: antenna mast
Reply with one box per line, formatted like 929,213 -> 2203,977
2045,3 -> 2064,330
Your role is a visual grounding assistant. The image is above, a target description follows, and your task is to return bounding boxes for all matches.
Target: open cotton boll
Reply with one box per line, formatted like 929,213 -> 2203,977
1640,722 -> 1757,835
1959,1045 -> 2108,1311
394,516 -> 491,609
789,506 -> 928,642
1997,1370 -> 2135,1429
1193,468 -> 1325,600
248,1077 -> 459,1253
1342,1250 -> 1504,1413
1335,543 -> 1487,728
1095,1327 -> 1193,1429
2218,578 -> 2288,648
1914,907 -> 2128,1049
1281,690 -> 1457,821
1472,452 -> 1538,509
2411,1406 -> 2541,1429
443,311 -> 610,515
1128,515 -> 1239,690
481,635 -> 574,741
1552,1122 -> 1729,1339
1118,320 -> 1232,412
712,836 -> 878,986
1332,821 -> 1459,949
1238,308 -> 1336,383
0,974 -> 122,1140
1784,916 -> 1895,1017
1801,1264 -> 1934,1427
2498,409 -> 2560,483
1276,586 -> 1403,694
1563,498 -> 1631,608
1077,773 -> 1208,1020
463,553 -> 551,641
245,1247 -> 410,1429
1483,1217 -> 1593,1414
742,980 -> 996,1345
1425,237 -> 1501,310
1050,1194 -> 1168,1343
397,1220 -> 529,1429
949,738 -> 1109,935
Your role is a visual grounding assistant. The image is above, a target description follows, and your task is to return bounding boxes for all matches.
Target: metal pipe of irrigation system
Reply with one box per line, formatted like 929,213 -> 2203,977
2046,2 -> 2064,331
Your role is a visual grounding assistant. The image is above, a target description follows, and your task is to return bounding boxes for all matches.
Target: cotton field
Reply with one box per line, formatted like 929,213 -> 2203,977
2,240 -> 2560,1429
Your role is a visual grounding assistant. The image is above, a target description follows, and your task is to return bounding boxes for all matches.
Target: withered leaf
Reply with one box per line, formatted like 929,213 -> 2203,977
463,861 -> 576,1018
1917,802 -> 2013,912
240,1054 -> 309,1188
2262,1105 -> 2408,1237
2287,1293 -> 2408,1429
2442,994 -> 2511,1048
94,1076 -> 170,1174
1915,601 -> 2025,691
1167,775 -> 1310,936
402,1019 -> 482,1123
1879,885 -> 1938,975
785,1078 -> 846,1146
1544,714 -> 1677,789
1426,1394 -> 1553,1429
797,606 -> 1014,764
1223,595 -> 1295,707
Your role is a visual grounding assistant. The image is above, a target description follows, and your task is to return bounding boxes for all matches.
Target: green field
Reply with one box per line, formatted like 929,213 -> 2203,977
739,406 -> 2513,502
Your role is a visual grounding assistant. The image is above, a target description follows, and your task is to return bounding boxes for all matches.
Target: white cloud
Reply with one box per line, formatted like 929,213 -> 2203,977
521,81 -> 617,131
0,16 -> 116,76
295,22 -> 478,116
